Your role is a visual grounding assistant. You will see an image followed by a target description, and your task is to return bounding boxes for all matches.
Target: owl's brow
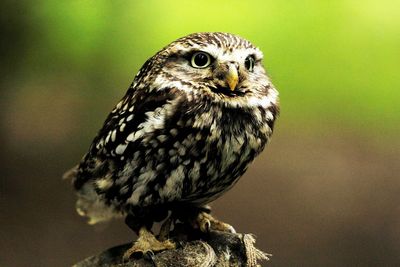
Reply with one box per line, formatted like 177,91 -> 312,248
166,49 -> 212,61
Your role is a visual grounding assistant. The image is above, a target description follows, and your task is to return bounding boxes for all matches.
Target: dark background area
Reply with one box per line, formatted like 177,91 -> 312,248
1,1 -> 399,266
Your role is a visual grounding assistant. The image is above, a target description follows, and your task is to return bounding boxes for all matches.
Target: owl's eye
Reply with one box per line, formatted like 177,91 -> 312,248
245,55 -> 255,72
190,52 -> 212,68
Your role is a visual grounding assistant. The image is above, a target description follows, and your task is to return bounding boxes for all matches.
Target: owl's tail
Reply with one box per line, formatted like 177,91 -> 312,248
62,165 -> 79,180
75,183 -> 124,225
63,165 -> 124,224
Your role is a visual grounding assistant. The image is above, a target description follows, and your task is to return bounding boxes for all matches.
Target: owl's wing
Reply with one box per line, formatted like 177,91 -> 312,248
67,86 -> 181,190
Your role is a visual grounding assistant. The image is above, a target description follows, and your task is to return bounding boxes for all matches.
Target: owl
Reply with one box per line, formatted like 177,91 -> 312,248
64,32 -> 279,259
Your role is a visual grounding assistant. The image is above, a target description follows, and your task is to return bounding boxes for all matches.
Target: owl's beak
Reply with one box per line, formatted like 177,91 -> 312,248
226,64 -> 239,91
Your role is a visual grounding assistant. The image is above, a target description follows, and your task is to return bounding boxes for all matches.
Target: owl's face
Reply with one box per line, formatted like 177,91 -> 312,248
141,32 -> 277,108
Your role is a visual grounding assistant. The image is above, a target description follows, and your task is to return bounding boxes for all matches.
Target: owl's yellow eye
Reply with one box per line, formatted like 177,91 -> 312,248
245,55 -> 255,72
191,52 -> 211,68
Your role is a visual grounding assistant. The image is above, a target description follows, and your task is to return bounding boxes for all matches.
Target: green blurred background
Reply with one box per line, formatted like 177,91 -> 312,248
1,1 -> 399,266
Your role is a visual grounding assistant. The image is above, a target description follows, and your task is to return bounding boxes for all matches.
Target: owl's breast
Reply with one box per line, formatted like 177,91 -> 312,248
174,103 -> 275,204
91,97 -> 277,211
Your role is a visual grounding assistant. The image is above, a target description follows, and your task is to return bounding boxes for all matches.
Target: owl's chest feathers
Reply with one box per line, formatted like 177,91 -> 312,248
160,102 -> 273,204
95,98 -> 275,208
203,110 -> 264,163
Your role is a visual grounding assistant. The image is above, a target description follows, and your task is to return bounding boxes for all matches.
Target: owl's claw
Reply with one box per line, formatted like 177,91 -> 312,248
202,219 -> 211,233
143,250 -> 156,266
123,227 -> 175,261
175,239 -> 185,249
194,212 -> 236,233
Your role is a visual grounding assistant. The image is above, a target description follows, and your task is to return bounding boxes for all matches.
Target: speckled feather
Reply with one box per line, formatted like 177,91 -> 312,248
66,32 -> 279,224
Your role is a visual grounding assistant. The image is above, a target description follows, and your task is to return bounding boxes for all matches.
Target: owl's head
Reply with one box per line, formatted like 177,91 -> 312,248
137,32 -> 278,108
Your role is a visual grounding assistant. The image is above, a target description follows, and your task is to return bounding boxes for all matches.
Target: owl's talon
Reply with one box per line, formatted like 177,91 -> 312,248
194,211 -> 236,233
144,250 -> 155,259
175,240 -> 185,249
123,226 -> 175,261
201,219 -> 211,233
144,250 -> 156,266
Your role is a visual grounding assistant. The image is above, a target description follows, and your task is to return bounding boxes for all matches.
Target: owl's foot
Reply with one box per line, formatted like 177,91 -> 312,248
123,226 -> 175,261
193,211 -> 236,233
